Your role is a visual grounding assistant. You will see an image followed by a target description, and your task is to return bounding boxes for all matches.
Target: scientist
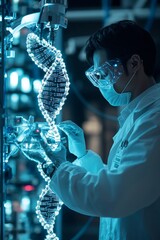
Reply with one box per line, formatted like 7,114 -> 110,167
40,20 -> 160,239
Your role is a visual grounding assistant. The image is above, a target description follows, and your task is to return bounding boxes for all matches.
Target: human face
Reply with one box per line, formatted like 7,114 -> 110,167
85,51 -> 124,89
90,50 -> 137,106
91,49 -> 132,93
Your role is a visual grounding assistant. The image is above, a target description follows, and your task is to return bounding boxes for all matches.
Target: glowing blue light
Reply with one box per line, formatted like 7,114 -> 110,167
10,94 -> 19,110
13,31 -> 20,45
21,196 -> 30,211
4,200 -> 12,215
11,94 -> 19,103
10,71 -> 19,89
21,76 -> 32,93
33,79 -> 42,93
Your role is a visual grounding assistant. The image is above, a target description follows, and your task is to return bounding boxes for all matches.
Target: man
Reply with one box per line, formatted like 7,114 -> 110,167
40,20 -> 160,239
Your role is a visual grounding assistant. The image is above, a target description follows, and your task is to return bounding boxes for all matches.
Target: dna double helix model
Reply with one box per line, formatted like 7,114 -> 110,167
26,32 -> 70,240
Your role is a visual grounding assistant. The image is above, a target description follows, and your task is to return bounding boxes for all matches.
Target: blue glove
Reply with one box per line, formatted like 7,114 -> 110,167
58,120 -> 87,158
39,134 -> 67,167
21,148 -> 46,163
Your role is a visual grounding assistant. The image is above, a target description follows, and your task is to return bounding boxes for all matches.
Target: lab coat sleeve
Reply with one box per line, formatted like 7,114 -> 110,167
49,114 -> 160,218
73,149 -> 104,173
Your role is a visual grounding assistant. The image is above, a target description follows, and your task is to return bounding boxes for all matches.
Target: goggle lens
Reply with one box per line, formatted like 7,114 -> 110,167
85,59 -> 123,89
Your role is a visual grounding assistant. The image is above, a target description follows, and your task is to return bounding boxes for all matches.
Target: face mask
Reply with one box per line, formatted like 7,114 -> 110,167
99,71 -> 137,106
99,85 -> 131,106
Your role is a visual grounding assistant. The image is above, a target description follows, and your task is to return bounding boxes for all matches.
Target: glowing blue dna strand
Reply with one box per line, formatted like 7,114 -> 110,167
26,32 -> 70,240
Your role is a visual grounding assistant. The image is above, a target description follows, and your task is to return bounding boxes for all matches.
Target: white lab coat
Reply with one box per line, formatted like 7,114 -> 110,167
50,83 -> 160,240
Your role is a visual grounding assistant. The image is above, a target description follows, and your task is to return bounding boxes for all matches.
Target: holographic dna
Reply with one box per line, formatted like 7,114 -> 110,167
26,33 -> 70,148
26,33 -> 70,240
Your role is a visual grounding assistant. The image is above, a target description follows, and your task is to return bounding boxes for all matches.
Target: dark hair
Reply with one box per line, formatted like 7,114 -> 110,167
85,20 -> 156,76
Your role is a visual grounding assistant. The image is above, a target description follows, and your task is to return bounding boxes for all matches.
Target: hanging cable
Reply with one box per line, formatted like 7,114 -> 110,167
101,0 -> 111,25
70,217 -> 94,240
145,0 -> 157,31
133,0 -> 147,9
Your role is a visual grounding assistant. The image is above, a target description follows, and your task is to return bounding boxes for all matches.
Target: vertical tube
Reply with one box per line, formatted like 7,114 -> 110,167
0,0 -> 6,239
55,27 -> 63,240
101,0 -> 111,25
145,0 -> 157,31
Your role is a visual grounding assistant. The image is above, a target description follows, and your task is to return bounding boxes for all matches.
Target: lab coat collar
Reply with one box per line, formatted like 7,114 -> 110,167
118,83 -> 160,127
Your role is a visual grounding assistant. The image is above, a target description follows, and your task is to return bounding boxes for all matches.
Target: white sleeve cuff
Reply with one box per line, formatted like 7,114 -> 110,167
73,149 -> 104,174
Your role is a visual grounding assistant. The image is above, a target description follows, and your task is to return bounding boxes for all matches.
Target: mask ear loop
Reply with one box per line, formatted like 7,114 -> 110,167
121,69 -> 138,93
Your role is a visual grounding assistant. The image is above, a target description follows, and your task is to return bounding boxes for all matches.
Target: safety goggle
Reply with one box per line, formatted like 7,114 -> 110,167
85,59 -> 124,89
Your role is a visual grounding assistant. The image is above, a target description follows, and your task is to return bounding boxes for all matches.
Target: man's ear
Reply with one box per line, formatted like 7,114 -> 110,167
129,54 -> 142,71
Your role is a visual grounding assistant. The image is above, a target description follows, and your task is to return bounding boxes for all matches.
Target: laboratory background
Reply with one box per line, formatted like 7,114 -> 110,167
0,0 -> 160,239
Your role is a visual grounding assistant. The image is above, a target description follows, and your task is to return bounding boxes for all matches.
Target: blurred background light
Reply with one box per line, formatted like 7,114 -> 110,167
4,200 -> 12,215
21,76 -> 32,93
21,196 -> 30,212
33,79 -> 42,93
23,184 -> 35,192
10,71 -> 19,89
11,94 -> 19,106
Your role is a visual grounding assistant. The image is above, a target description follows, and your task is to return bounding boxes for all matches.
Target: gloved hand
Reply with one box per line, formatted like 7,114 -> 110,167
21,148 -> 46,163
39,133 -> 67,167
58,120 -> 87,158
